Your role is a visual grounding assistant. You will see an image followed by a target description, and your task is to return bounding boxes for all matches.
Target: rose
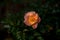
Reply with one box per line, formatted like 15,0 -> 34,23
24,11 -> 41,29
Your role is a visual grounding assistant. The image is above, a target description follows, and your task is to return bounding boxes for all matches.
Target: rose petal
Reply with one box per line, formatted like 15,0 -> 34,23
38,17 -> 41,23
32,23 -> 38,29
24,20 -> 31,26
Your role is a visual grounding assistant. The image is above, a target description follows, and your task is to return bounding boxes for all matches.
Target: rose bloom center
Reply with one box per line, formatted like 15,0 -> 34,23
27,14 -> 38,25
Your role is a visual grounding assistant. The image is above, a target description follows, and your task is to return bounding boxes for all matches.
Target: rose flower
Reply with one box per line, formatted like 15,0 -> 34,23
24,11 -> 41,29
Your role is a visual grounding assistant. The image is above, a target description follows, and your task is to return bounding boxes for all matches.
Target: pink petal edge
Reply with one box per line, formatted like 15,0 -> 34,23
32,23 -> 38,29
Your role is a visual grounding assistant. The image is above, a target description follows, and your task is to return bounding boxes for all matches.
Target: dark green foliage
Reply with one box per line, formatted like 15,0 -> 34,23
0,0 -> 60,40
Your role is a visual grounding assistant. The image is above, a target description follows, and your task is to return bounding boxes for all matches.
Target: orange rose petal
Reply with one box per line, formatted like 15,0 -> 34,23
24,20 -> 31,26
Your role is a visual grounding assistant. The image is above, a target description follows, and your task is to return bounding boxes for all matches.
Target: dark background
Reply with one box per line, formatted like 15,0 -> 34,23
0,0 -> 60,40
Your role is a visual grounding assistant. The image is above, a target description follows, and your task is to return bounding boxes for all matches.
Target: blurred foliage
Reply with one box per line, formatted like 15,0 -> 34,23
0,0 -> 60,40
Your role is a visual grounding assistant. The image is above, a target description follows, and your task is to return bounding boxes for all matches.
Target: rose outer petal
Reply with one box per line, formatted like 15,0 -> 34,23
31,17 -> 41,29
32,23 -> 38,29
38,17 -> 41,23
24,20 -> 31,26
